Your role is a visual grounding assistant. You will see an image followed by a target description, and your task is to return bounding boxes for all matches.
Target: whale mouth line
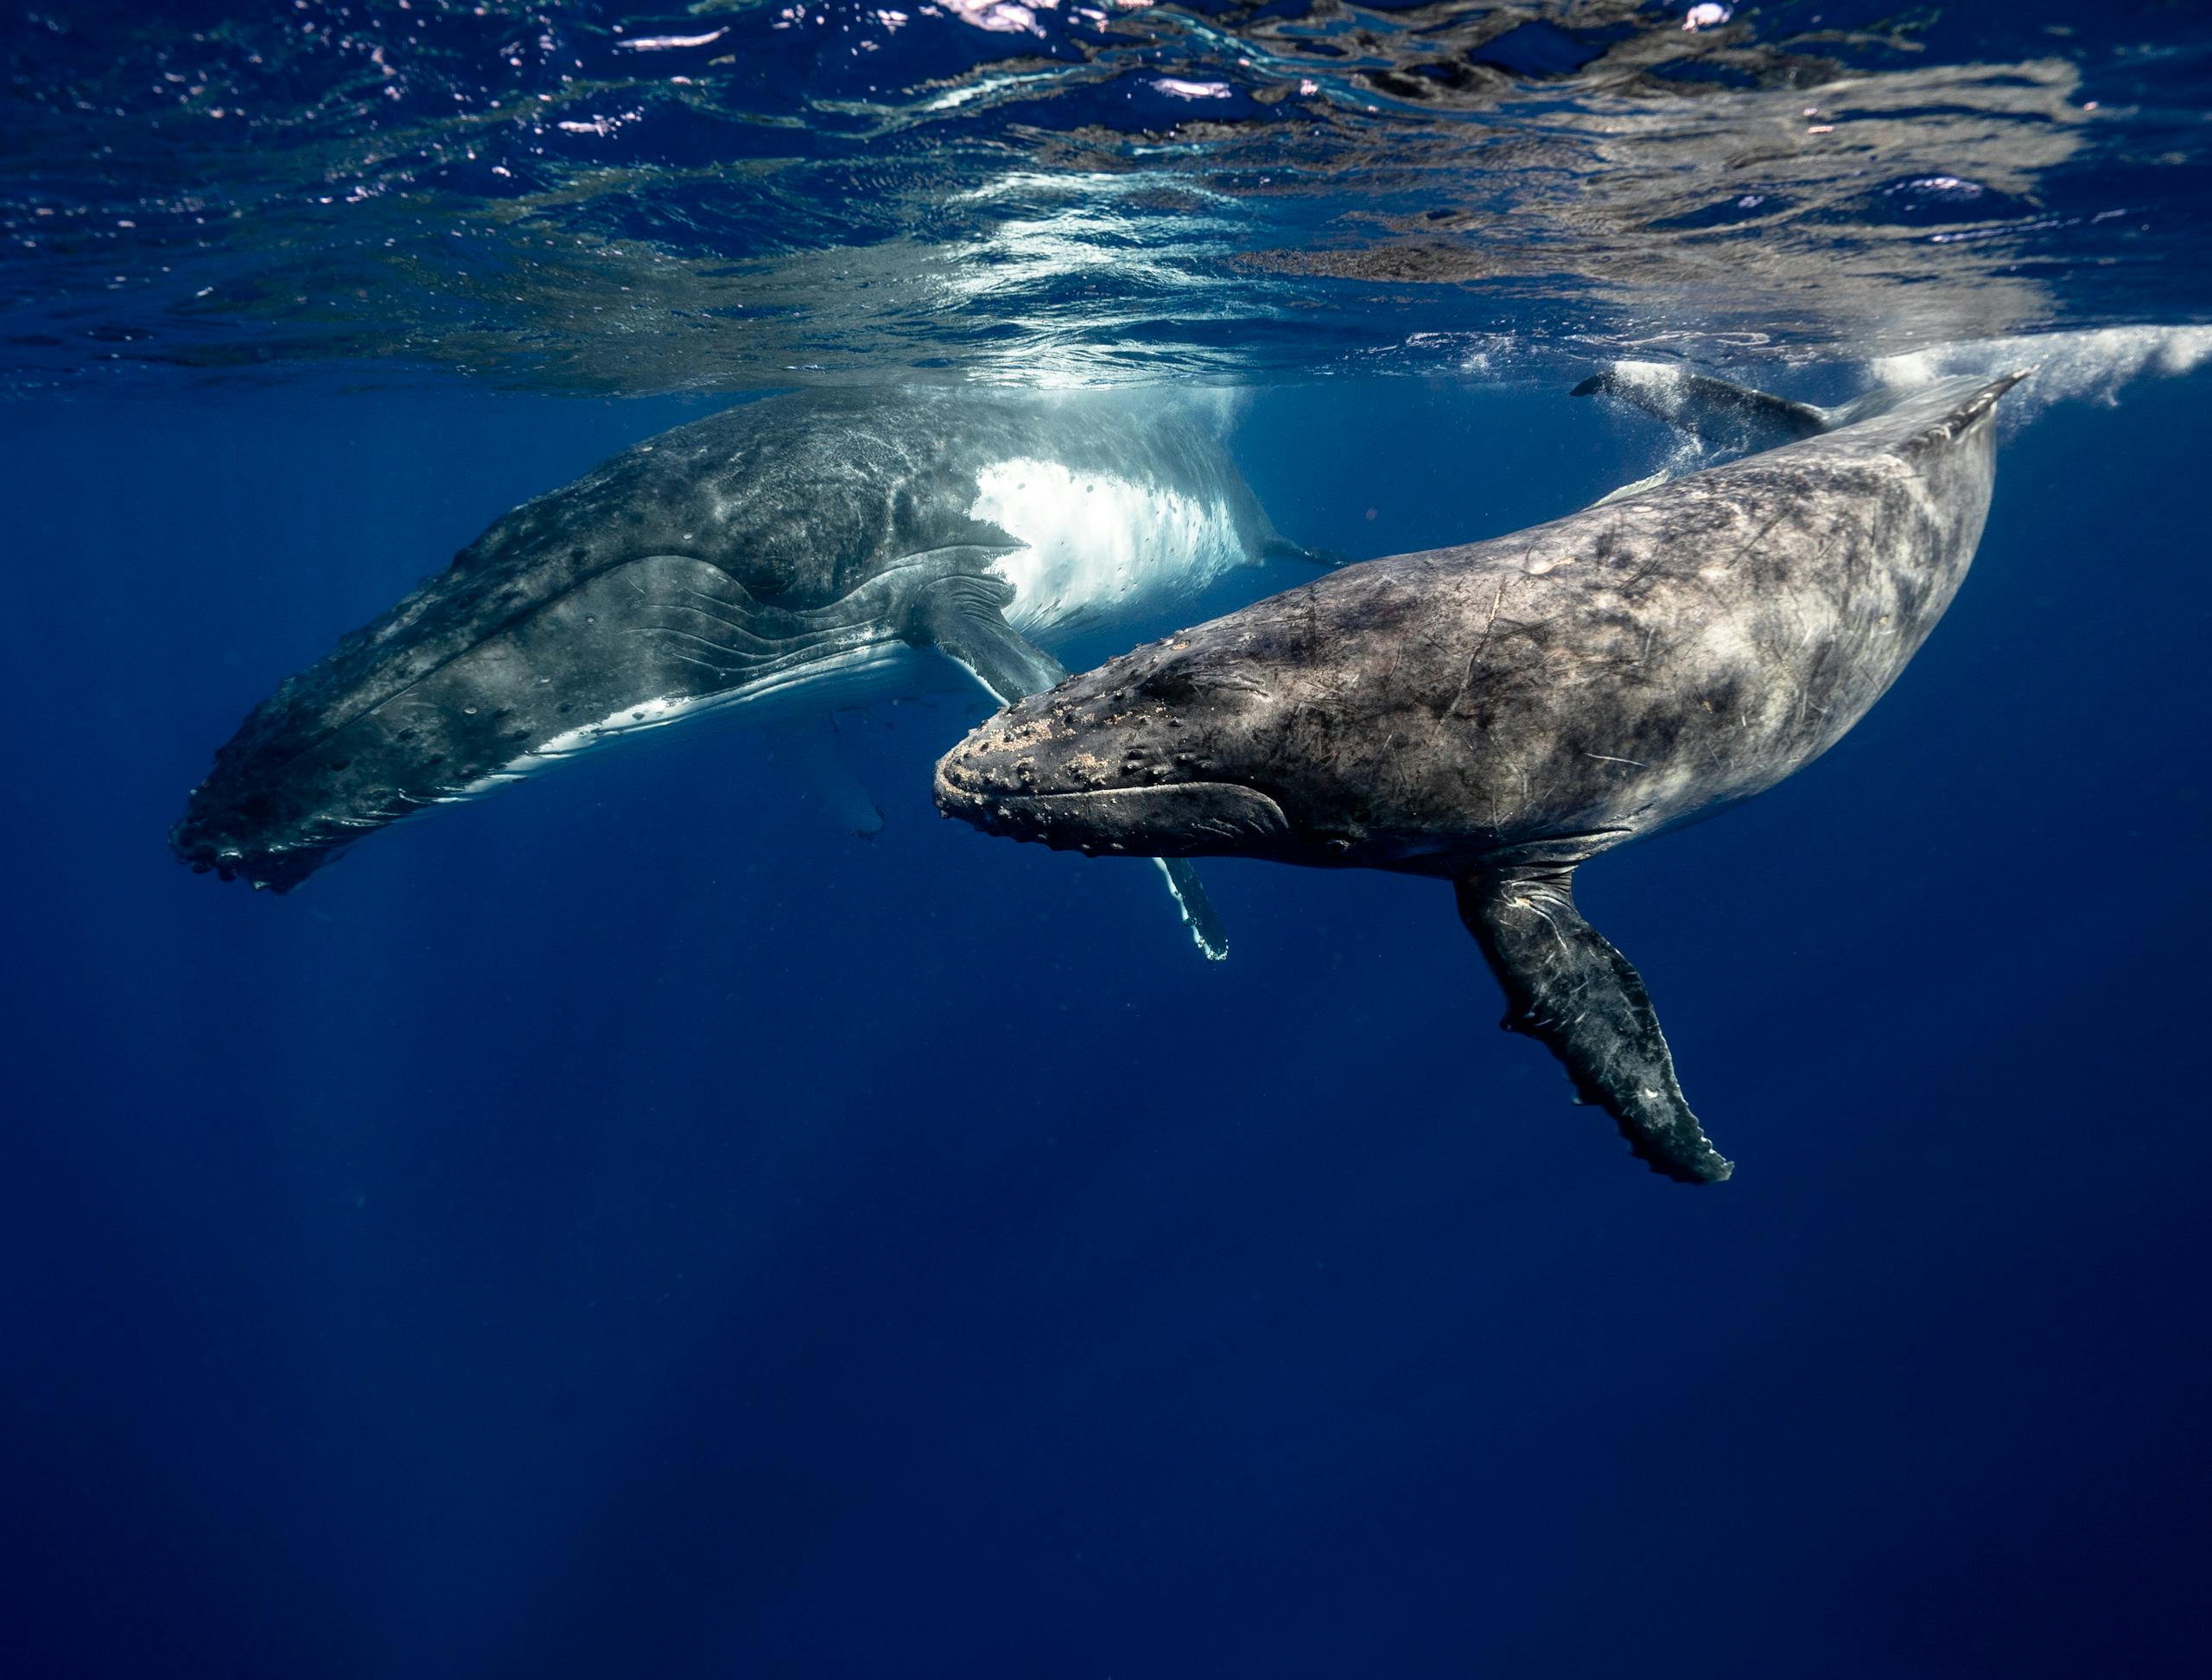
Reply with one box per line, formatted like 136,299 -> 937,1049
934,771 -> 1293,856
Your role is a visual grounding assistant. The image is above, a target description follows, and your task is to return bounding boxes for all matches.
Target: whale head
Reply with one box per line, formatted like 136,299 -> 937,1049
933,623 -> 1338,869
934,572 -> 1489,875
169,547 -> 886,893
167,588 -> 698,894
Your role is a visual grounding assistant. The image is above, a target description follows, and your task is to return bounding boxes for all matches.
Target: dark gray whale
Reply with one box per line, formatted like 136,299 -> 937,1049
936,372 -> 2022,1180
173,385 -> 1322,958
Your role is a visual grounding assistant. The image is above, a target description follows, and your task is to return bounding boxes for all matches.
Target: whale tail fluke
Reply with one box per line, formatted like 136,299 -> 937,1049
1457,868 -> 1733,1186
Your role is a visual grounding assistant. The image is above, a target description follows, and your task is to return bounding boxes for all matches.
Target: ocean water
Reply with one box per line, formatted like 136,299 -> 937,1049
5,4 -> 2210,1677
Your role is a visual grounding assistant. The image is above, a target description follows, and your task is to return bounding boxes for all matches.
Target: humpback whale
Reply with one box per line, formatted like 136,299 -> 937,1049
936,372 -> 2022,1180
172,385 -> 1324,958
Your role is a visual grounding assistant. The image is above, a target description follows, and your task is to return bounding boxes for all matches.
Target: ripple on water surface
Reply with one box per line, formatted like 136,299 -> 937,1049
3,2 -> 2208,393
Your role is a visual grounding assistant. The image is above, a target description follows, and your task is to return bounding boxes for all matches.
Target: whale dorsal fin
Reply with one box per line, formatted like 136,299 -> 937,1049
1573,363 -> 1830,456
1456,867 -> 1732,1184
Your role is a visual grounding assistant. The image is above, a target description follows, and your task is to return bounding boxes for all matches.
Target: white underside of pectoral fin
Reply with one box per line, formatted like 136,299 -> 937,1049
969,459 -> 1248,639
1154,856 -> 1230,962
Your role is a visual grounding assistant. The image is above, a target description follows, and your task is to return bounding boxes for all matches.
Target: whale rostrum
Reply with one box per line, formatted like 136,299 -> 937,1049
938,370 -> 2024,1180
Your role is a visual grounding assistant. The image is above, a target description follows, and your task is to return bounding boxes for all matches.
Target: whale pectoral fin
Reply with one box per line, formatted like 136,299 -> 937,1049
906,573 -> 1068,703
1573,364 -> 1829,456
762,713 -> 883,839
1262,535 -> 1350,570
1456,869 -> 1732,1185
1153,857 -> 1229,962
910,574 -> 1232,962
1588,468 -> 1672,510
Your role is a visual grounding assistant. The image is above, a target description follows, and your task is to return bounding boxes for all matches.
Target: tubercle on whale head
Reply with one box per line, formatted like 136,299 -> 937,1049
170,760 -> 374,893
168,807 -> 342,894
933,640 -> 1299,860
169,646 -> 549,895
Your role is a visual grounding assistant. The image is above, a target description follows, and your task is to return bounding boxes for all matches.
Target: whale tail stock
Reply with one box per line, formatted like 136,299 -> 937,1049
1575,361 -> 2036,462
1457,866 -> 1733,1185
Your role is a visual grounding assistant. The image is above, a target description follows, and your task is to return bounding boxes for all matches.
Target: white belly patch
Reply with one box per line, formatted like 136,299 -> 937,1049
969,458 -> 1248,639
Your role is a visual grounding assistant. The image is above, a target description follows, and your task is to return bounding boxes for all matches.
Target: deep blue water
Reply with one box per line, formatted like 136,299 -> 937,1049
10,0 -> 2212,1675
5,369 -> 2209,1677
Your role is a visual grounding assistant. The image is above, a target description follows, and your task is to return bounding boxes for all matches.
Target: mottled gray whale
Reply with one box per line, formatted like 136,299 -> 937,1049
173,385 -> 1325,957
937,372 -> 2022,1180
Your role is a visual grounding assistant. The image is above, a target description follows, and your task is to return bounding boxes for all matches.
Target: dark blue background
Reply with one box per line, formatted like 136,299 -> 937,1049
4,372 -> 2207,1677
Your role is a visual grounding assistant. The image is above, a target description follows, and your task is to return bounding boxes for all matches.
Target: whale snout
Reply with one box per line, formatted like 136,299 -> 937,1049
934,759 -> 1292,856
168,805 -> 336,894
170,757 -> 359,890
934,684 -> 1290,858
171,730 -> 402,894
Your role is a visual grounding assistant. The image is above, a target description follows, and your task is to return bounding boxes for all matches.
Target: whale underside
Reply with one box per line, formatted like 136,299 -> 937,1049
171,385 -> 1319,957
938,370 -> 2024,1180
